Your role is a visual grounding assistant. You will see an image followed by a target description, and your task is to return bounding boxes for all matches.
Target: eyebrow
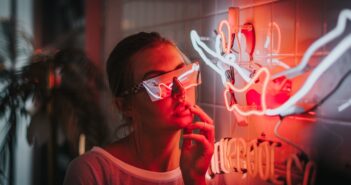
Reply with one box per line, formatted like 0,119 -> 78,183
142,63 -> 185,80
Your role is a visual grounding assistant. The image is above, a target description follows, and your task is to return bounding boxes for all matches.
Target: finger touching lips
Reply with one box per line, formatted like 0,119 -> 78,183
189,105 -> 213,124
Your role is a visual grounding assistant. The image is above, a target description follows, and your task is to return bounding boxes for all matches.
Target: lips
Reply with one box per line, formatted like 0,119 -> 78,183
173,104 -> 191,117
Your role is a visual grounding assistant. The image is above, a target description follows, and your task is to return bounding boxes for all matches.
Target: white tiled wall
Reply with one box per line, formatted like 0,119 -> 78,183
104,0 -> 351,184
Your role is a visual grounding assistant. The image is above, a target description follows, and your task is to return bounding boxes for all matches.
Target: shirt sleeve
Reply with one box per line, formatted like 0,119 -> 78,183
63,157 -> 98,185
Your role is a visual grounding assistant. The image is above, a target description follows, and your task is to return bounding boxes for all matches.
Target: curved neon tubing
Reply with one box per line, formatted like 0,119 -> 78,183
270,143 -> 284,185
266,33 -> 351,116
218,20 -> 232,54
271,58 -> 291,69
286,154 -> 303,185
219,138 -> 230,173
273,9 -> 351,79
190,30 -> 252,83
258,142 -> 270,181
303,161 -> 316,185
191,10 -> 351,117
227,138 -> 237,171
236,138 -> 247,173
224,67 -> 270,116
246,139 -> 258,177
211,142 -> 220,174
268,22 -> 281,54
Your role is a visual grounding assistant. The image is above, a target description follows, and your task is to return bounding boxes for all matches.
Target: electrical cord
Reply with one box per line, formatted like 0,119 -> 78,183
274,116 -> 306,156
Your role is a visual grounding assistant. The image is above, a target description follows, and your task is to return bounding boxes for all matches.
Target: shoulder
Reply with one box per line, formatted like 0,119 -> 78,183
63,148 -> 111,185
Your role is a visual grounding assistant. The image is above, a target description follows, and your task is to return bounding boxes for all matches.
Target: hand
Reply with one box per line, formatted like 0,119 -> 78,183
180,104 -> 215,185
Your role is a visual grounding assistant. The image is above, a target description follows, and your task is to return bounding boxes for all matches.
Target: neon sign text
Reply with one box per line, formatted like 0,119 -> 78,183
210,137 -> 316,185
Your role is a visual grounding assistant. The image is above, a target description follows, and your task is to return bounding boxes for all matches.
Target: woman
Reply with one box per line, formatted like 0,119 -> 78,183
64,32 -> 214,185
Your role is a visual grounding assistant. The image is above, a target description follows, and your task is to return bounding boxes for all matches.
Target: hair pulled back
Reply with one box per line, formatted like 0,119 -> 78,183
106,32 -> 174,97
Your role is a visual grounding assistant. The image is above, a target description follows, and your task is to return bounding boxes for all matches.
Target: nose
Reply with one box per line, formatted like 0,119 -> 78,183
171,77 -> 185,102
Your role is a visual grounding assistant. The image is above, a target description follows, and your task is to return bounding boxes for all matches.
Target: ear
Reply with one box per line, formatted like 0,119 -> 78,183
114,97 -> 133,117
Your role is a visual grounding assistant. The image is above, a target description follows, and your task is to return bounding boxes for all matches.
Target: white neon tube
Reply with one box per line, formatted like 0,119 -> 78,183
190,30 -> 252,83
272,9 -> 351,79
227,138 -> 237,172
271,58 -> 291,69
218,20 -> 232,54
211,142 -> 220,174
267,33 -> 351,116
219,138 -> 230,173
191,10 -> 351,117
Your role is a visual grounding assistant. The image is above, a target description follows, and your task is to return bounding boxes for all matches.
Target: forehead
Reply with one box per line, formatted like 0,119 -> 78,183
130,44 -> 185,82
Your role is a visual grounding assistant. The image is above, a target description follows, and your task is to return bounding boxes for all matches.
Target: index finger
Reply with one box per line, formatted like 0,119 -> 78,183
189,104 -> 213,124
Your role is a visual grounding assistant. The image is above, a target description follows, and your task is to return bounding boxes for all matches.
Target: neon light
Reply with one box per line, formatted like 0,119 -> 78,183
218,20 -> 233,54
227,138 -> 236,172
271,58 -> 291,69
258,141 -> 270,180
191,9 -> 351,116
211,137 -> 315,184
338,97 -> 351,112
302,161 -> 316,185
224,67 -> 270,116
272,9 -> 351,79
246,140 -> 258,177
191,29 -> 273,116
213,142 -> 220,174
270,142 -> 284,185
265,22 -> 281,54
267,32 -> 351,116
219,138 -> 230,173
190,30 -> 252,83
286,154 -> 303,185
263,22 -> 290,70
236,138 -> 246,173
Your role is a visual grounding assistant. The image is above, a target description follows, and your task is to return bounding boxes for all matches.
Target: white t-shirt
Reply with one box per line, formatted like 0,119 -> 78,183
63,147 -> 184,185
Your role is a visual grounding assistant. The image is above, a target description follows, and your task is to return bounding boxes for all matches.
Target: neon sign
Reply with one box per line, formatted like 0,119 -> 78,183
190,9 -> 351,117
209,137 -> 316,185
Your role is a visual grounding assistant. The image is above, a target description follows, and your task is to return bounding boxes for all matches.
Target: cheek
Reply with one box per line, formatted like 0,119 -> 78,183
133,93 -> 172,119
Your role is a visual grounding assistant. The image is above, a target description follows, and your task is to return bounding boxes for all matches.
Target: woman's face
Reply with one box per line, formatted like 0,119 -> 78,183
128,44 -> 195,131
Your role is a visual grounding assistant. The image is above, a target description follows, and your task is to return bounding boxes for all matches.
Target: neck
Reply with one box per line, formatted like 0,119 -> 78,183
130,128 -> 181,172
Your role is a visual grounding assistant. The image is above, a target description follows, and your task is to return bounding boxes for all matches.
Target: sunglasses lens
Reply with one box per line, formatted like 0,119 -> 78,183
143,62 -> 201,101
